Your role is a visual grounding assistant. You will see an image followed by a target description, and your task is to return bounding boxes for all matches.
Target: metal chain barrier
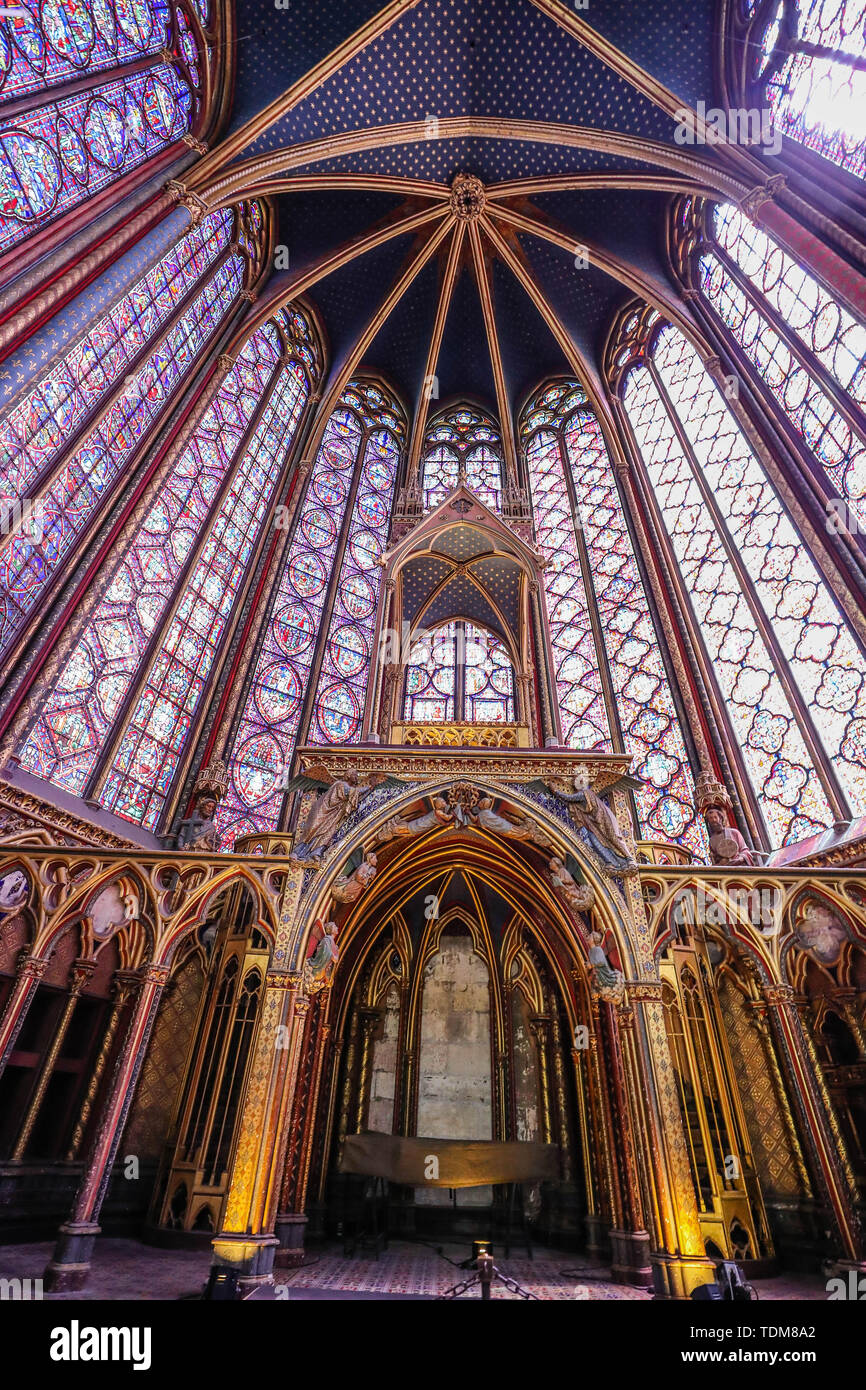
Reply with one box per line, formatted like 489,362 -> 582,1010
437,1255 -> 541,1300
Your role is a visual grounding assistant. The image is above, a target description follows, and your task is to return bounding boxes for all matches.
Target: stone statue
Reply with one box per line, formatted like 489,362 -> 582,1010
284,766 -> 403,865
704,806 -> 760,866
548,856 -> 595,914
331,851 -> 378,904
176,794 -> 220,852
469,795 -> 552,848
306,920 -> 339,982
174,758 -> 229,852
529,773 -> 637,871
588,929 -> 624,997
374,794 -> 454,845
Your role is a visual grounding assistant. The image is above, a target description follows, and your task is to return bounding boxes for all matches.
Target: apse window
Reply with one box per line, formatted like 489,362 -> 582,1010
404,622 -> 515,724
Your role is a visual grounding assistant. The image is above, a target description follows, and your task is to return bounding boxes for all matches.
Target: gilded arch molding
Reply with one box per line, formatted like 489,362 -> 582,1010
285,770 -> 647,980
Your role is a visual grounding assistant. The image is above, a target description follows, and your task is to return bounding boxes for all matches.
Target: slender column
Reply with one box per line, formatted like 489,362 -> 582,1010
0,955 -> 50,1077
830,990 -> 866,1057
391,983 -> 409,1134
548,1001 -> 573,1181
44,963 -> 169,1291
211,975 -> 309,1286
529,1017 -> 553,1146
354,1008 -> 380,1135
315,1033 -> 343,1204
12,960 -> 95,1160
599,998 -> 652,1285
273,996 -> 319,1268
336,1009 -> 360,1151
747,998 -> 814,1200
66,972 -> 140,1161
297,1020 -> 331,1210
587,998 -> 622,1232
530,582 -> 560,745
625,981 -> 715,1298
570,1031 -> 599,1253
762,984 -> 864,1267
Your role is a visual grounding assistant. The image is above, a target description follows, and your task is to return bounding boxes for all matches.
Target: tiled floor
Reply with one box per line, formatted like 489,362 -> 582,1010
0,1237 -> 828,1300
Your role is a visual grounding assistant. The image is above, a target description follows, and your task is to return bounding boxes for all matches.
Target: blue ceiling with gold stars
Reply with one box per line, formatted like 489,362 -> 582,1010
224,0 -> 724,424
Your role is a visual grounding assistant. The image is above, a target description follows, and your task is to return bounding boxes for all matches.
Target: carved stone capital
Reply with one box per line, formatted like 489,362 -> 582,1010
267,970 -> 302,991
70,959 -> 97,992
139,964 -> 171,988
762,983 -> 796,1007
739,176 -> 785,219
16,954 -> 50,982
626,980 -> 664,1004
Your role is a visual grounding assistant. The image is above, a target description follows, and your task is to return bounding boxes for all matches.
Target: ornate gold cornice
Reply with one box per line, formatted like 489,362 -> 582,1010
295,744 -> 634,788
0,780 -> 140,849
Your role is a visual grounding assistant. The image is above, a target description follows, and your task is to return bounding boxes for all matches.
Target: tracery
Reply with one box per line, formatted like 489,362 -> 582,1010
0,0 -> 209,254
421,404 -> 503,512
216,381 -> 404,847
402,621 -> 516,725
0,204 -> 262,660
613,311 -> 866,846
522,381 -> 705,854
748,0 -> 866,178
673,197 -> 866,529
18,304 -> 318,825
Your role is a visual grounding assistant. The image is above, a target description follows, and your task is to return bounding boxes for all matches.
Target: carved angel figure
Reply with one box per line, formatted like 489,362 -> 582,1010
527,773 -> 638,872
284,765 -> 403,865
331,850 -> 378,904
373,794 -> 454,845
548,855 -> 595,914
469,795 -> 552,849
588,929 -> 624,996
306,919 -> 339,981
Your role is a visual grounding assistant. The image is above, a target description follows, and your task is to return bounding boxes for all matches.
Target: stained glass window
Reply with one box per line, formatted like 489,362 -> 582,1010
19,308 -> 317,817
522,381 -> 705,855
217,383 -> 404,848
403,621 -> 515,724
0,63 -> 193,253
0,207 -> 232,512
523,388 -> 611,752
618,319 -> 866,846
309,426 -> 400,745
0,0 -> 173,105
756,0 -> 866,178
422,405 -> 503,512
0,245 -> 243,657
693,200 -> 866,527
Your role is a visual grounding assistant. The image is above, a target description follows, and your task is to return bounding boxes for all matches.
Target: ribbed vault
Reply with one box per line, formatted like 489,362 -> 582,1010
174,0 -> 778,437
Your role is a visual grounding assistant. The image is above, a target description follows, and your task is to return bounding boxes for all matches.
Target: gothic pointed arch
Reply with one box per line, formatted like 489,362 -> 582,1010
15,296 -> 323,831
